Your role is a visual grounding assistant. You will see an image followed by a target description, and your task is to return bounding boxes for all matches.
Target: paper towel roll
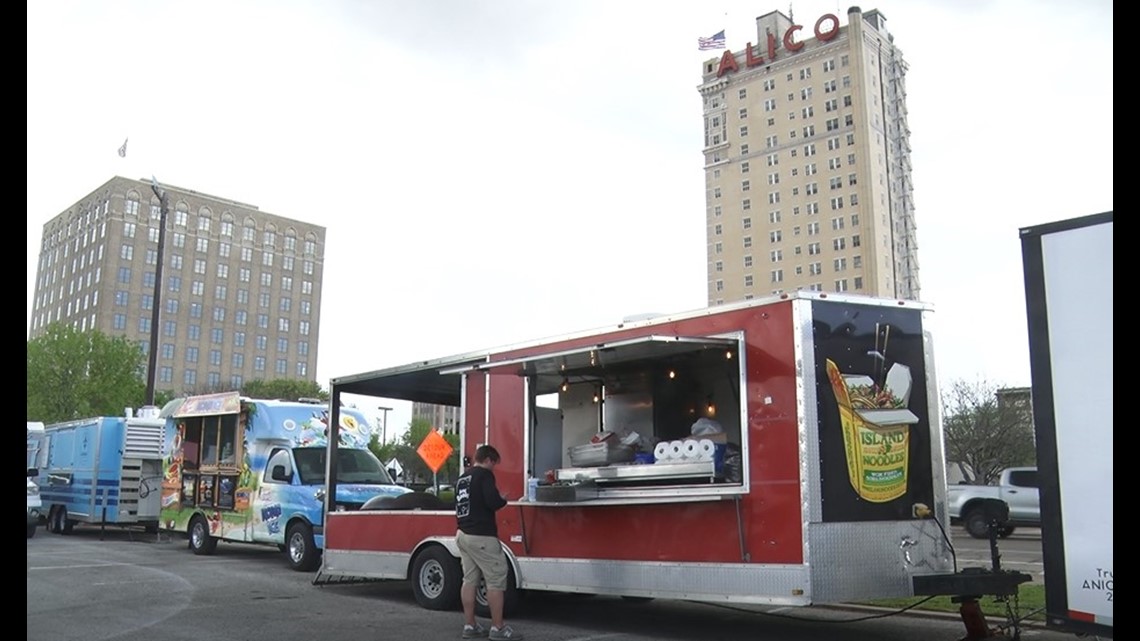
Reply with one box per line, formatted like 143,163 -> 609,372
682,439 -> 700,460
653,441 -> 671,462
668,440 -> 684,461
698,439 -> 716,461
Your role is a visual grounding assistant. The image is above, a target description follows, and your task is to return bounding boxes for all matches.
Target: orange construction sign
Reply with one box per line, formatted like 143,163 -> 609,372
416,428 -> 454,474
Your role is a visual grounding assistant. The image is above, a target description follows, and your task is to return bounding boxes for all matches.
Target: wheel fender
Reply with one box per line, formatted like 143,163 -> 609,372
407,536 -> 521,588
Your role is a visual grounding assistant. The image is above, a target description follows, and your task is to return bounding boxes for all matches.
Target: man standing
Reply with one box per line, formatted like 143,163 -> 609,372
455,445 -> 523,640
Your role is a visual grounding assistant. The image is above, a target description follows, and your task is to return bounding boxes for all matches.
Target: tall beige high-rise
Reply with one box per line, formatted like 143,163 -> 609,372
698,7 -> 919,304
29,176 -> 325,394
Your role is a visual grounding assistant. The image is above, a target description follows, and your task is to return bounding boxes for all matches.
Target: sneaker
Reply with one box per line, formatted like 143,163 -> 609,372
489,625 -> 523,640
461,622 -> 488,639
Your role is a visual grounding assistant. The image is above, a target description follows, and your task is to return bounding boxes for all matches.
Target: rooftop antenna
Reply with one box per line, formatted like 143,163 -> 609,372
789,3 -> 794,22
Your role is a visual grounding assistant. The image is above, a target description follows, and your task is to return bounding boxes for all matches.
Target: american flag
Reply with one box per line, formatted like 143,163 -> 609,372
698,30 -> 726,51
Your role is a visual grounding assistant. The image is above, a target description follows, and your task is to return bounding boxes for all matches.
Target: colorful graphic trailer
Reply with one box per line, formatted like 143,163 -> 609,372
159,392 -> 410,571
320,293 -> 1029,627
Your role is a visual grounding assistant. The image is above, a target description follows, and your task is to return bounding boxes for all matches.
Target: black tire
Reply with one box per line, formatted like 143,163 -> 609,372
475,558 -> 520,618
411,546 -> 462,611
286,522 -> 320,572
963,509 -> 990,539
47,507 -> 61,534
27,522 -> 37,539
144,523 -> 159,535
621,596 -> 654,603
55,507 -> 74,535
998,526 -> 1016,538
188,515 -> 218,555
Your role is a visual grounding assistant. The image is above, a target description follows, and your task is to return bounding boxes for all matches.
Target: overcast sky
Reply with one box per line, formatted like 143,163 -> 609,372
27,0 -> 1113,434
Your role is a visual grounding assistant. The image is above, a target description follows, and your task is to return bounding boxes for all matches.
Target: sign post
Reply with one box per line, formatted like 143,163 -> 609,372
416,428 -> 454,493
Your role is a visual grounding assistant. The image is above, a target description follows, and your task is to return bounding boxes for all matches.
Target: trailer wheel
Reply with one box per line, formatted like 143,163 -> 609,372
54,507 -> 74,535
188,515 -> 218,555
27,522 -> 36,539
286,522 -> 320,572
475,560 -> 520,618
963,509 -> 990,539
411,546 -> 461,611
47,507 -> 60,534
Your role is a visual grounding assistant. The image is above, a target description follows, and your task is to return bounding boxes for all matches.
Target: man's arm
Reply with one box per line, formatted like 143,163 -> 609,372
482,474 -> 508,511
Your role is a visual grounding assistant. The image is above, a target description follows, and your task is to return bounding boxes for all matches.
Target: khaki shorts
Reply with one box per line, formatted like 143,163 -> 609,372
456,529 -> 508,591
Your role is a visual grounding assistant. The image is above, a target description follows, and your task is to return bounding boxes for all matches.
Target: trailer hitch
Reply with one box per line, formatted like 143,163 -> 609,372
913,499 -> 1031,640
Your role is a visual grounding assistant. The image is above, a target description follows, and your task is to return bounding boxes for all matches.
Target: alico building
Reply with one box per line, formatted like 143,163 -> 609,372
698,7 -> 919,304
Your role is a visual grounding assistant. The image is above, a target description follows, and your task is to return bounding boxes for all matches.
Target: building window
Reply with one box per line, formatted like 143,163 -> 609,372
768,192 -> 780,204
823,59 -> 835,72
808,242 -> 821,255
767,211 -> 779,224
852,235 -> 861,248
806,183 -> 819,195
738,88 -> 747,99
807,202 -> 819,215
763,79 -> 775,91
744,217 -> 753,229
807,222 -> 820,235
834,279 -> 849,292
833,238 -> 847,251
844,95 -> 853,108
744,236 -> 753,248
770,249 -> 782,262
740,126 -> 749,137
764,98 -> 776,111
765,135 -> 778,148
771,269 -> 783,283
854,276 -> 863,290
800,87 -> 812,100
715,260 -> 723,272
832,217 -> 845,230
740,144 -> 749,155
834,257 -> 847,271
768,231 -> 781,243
742,180 -> 751,191
741,161 -> 750,173
742,199 -> 751,211
744,275 -> 754,287
744,255 -> 753,267
850,194 -> 859,205
714,224 -> 723,236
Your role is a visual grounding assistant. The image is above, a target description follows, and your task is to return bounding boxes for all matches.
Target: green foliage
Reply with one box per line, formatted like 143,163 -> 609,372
27,323 -> 147,423
375,417 -> 461,485
942,379 -> 1036,484
241,379 -> 327,402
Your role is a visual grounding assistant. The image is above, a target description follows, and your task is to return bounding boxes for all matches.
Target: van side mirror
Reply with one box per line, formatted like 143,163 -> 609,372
271,464 -> 292,482
27,467 -> 38,478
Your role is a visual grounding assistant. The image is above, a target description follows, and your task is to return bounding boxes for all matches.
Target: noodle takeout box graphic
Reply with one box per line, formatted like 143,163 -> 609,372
825,359 -> 920,503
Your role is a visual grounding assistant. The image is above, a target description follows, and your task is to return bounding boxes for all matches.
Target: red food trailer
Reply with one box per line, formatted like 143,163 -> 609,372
320,292 -> 1027,633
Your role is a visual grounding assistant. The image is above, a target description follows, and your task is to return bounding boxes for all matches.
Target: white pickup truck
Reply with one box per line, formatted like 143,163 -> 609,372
947,466 -> 1040,538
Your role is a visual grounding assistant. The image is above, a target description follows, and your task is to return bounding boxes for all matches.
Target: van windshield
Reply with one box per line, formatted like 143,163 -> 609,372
293,447 -> 395,486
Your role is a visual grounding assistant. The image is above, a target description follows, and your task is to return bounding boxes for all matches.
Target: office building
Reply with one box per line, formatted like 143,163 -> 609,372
412,402 -> 461,435
29,176 -> 326,393
698,7 -> 919,303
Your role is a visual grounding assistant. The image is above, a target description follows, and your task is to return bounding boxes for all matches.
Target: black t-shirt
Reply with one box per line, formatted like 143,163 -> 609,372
455,465 -> 507,537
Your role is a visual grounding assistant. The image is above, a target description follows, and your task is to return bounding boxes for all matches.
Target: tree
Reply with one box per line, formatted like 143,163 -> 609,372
27,323 -> 146,423
374,417 -> 461,486
241,379 -> 327,402
942,378 -> 1036,485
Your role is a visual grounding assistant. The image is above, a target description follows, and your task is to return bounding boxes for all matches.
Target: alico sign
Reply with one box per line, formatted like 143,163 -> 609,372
716,13 -> 840,77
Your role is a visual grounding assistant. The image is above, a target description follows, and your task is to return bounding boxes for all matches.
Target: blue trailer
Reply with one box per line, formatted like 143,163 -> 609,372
32,411 -> 165,535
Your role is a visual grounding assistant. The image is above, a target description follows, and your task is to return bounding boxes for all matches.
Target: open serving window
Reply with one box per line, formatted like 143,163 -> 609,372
168,392 -> 246,510
459,334 -> 747,501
